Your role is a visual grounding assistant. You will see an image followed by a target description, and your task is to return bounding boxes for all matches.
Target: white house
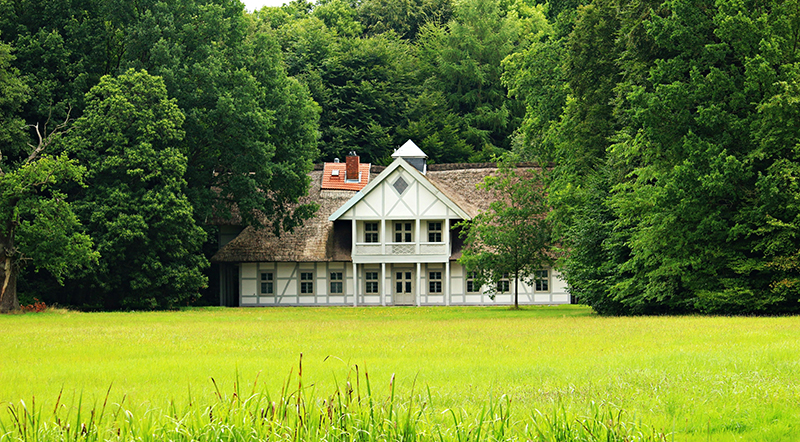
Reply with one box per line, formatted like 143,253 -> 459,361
212,140 -> 571,306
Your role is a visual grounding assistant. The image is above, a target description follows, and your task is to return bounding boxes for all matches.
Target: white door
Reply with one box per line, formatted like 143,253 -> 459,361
394,269 -> 414,305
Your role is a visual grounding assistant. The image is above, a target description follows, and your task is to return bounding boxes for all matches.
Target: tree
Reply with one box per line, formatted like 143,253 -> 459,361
60,69 -> 207,309
0,40 -> 97,312
457,156 -> 553,309
416,0 -> 529,159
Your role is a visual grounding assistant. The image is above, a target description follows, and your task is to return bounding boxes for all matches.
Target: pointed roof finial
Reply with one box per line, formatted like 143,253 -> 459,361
391,140 -> 427,158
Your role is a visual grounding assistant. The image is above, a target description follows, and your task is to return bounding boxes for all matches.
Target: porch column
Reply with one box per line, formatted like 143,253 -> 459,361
416,262 -> 421,307
445,218 -> 451,256
381,219 -> 386,255
353,262 -> 358,307
415,219 -> 421,254
445,260 -> 451,306
381,262 -> 387,306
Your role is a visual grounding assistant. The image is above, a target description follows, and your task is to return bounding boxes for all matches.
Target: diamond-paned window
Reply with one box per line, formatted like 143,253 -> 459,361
393,176 -> 409,194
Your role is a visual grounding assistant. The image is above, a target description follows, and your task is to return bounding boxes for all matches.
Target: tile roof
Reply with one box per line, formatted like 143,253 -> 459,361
321,162 -> 371,191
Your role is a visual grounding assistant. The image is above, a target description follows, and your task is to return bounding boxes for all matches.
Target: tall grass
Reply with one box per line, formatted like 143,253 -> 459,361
1,354 -> 665,441
2,306 -> 799,441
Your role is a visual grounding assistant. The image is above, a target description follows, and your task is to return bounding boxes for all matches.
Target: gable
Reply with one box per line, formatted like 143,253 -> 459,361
329,158 -> 470,221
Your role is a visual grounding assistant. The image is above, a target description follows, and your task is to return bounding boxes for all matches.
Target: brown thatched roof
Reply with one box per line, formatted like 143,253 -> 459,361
211,162 -> 540,263
211,170 -> 355,263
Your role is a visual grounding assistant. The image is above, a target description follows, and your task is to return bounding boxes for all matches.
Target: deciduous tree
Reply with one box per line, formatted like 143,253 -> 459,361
457,156 -> 553,309
0,41 -> 96,312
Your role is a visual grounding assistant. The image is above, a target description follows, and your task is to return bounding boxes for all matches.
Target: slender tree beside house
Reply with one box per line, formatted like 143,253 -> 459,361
457,155 -> 554,309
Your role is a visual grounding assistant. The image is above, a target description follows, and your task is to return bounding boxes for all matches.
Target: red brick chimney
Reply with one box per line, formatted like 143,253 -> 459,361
346,151 -> 360,182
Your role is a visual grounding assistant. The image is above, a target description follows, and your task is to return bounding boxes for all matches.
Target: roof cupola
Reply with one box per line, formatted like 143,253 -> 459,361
391,140 -> 428,174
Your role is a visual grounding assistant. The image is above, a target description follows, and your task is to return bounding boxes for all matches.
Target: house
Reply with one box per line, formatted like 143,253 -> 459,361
211,140 -> 571,306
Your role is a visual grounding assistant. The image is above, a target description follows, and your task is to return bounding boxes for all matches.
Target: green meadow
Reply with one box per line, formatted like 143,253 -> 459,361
1,306 -> 799,441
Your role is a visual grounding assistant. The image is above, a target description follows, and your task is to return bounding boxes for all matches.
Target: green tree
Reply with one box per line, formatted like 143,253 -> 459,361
457,156 -> 553,309
0,40 -> 96,312
123,0 -> 320,232
356,0 -> 453,41
61,69 -> 207,309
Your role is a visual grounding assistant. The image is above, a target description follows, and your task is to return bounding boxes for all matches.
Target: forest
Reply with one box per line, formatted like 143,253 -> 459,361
1,0 -> 799,314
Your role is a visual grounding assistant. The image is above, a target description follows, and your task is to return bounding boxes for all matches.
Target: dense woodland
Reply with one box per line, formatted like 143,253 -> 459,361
1,0 -> 799,314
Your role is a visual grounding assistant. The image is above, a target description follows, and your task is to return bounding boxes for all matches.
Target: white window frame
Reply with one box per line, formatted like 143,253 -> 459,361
429,271 -> 442,293
300,272 -> 314,295
260,272 -> 274,294
428,221 -> 442,243
364,222 -> 379,243
330,271 -> 343,294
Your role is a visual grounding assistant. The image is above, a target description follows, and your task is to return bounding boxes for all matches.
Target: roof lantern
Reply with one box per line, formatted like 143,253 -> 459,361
391,140 -> 428,174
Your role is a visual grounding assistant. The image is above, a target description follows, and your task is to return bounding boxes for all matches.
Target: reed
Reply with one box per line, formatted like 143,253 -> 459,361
0,353 -> 665,442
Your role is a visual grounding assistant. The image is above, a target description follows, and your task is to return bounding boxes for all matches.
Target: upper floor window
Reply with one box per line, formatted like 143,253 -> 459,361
428,222 -> 442,242
394,222 -> 413,242
364,222 -> 379,243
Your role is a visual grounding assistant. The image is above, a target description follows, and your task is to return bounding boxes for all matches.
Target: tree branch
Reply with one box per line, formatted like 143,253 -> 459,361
25,105 -> 72,165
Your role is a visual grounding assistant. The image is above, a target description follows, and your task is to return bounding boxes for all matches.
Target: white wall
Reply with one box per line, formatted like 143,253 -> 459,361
239,262 -> 570,307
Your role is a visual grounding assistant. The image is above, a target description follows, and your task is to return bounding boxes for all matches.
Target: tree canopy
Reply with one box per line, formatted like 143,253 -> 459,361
457,157 -> 553,309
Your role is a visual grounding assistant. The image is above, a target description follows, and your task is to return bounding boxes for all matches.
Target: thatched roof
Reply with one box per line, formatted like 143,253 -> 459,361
211,170 -> 354,263
211,162 -> 540,263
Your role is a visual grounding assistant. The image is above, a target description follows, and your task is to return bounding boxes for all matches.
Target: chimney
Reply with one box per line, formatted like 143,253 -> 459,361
346,151 -> 359,182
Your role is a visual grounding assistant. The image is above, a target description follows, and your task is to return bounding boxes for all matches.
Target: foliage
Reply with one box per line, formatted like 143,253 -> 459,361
457,155 -> 553,308
507,0 -> 800,315
60,69 -> 207,310
0,40 -> 97,312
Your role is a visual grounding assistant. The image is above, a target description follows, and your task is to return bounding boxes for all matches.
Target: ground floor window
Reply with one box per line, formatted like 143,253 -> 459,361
330,272 -> 343,294
496,273 -> 510,293
300,272 -> 314,294
534,269 -> 549,292
466,272 -> 480,293
260,272 -> 274,294
429,271 -> 442,293
365,271 -> 379,293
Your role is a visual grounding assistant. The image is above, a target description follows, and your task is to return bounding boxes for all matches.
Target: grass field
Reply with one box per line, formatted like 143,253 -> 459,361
1,306 -> 799,441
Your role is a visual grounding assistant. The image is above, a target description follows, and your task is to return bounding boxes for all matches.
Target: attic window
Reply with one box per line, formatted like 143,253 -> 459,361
393,176 -> 408,195
331,169 -> 340,176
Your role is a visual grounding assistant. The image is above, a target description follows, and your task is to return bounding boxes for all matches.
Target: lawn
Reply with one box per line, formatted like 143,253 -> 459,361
1,306 -> 798,441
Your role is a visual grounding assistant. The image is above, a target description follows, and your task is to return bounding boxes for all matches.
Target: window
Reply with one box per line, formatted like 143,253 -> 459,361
364,222 -> 379,243
260,272 -> 274,294
330,272 -> 343,294
365,271 -> 379,294
428,222 -> 442,242
466,271 -> 480,293
394,222 -> 413,242
429,271 -> 442,293
497,273 -> 509,293
393,176 -> 409,194
534,269 -> 549,292
300,272 -> 314,294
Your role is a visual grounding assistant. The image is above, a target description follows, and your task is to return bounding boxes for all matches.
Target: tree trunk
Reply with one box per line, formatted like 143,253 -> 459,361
0,232 -> 19,313
513,270 -> 519,310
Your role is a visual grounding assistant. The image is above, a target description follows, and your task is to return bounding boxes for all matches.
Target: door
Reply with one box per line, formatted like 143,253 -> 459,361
394,269 -> 414,305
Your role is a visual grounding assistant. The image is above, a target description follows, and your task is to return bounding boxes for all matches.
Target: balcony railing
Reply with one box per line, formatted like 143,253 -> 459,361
354,242 -> 448,256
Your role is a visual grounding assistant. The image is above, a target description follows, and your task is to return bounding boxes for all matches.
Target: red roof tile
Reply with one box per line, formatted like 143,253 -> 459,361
321,162 -> 371,191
